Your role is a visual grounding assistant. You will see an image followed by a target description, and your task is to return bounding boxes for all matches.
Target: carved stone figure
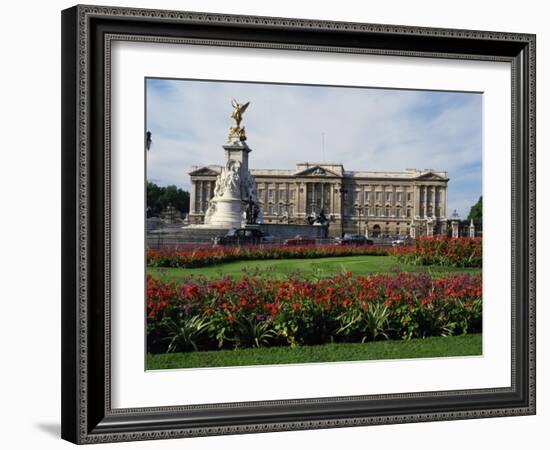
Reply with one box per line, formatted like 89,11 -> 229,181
317,208 -> 328,226
210,159 -> 242,200
241,170 -> 257,203
204,201 -> 216,224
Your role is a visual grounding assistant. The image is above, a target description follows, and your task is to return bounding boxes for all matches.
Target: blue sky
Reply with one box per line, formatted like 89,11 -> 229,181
146,78 -> 482,218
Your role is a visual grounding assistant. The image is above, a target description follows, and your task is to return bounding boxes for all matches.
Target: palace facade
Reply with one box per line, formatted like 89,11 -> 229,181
189,162 -> 449,238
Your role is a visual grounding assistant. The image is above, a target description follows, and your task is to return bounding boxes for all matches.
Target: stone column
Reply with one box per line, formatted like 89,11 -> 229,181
335,182 -> 342,217
434,186 -> 441,219
206,181 -> 212,204
285,183 -> 296,205
330,183 -> 335,214
442,187 -> 447,218
190,181 -> 197,214
410,219 -> 416,239
310,182 -> 314,214
303,182 -> 309,215
451,219 -> 459,238
414,184 -> 420,219
202,181 -> 207,212
423,186 -> 428,218
417,185 -> 422,218
296,182 -> 303,215
427,218 -> 434,237
309,183 -> 314,212
430,185 -> 435,218
469,219 -> 476,238
196,181 -> 202,212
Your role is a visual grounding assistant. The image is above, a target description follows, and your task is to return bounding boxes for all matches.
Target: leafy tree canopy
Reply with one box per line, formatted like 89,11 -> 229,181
467,196 -> 482,222
147,182 -> 190,216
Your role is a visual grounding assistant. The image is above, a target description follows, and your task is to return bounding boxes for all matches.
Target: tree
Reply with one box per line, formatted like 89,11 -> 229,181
467,196 -> 482,222
147,182 -> 190,216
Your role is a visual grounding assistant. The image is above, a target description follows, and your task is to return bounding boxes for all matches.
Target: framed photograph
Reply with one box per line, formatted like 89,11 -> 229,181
61,5 -> 536,444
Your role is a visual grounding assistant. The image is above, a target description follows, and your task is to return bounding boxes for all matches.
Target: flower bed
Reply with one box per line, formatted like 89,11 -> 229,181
393,237 -> 482,268
147,245 -> 390,269
147,272 -> 482,353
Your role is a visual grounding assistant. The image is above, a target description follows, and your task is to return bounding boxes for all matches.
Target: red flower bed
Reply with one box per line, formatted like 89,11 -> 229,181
147,272 -> 482,353
147,244 -> 390,269
393,237 -> 482,268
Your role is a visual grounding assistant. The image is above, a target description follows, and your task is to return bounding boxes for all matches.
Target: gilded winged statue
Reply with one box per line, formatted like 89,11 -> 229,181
227,99 -> 250,143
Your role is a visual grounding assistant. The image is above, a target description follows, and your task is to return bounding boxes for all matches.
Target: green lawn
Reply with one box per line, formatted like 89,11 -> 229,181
147,333 -> 482,370
148,255 -> 480,282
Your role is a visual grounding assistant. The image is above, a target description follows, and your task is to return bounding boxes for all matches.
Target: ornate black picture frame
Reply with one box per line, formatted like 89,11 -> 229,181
61,4 -> 536,444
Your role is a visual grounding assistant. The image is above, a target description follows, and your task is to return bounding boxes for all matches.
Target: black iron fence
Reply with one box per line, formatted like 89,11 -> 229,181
146,235 -> 405,250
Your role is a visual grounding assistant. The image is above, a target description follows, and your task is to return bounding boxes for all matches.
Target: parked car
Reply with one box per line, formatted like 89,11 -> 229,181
283,235 -> 316,246
212,228 -> 268,246
261,233 -> 278,244
336,234 -> 374,246
392,238 -> 406,247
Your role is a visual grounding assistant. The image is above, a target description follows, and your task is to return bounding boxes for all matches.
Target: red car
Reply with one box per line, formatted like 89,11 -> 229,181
283,235 -> 316,246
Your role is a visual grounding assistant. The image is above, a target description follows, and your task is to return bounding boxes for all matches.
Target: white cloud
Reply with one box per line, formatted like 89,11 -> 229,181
146,79 -> 482,217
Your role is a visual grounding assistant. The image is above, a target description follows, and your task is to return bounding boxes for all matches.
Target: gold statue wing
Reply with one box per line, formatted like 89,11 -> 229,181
239,101 -> 250,114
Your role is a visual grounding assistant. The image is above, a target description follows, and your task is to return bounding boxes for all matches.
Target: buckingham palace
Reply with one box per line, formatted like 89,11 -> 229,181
188,161 -> 449,238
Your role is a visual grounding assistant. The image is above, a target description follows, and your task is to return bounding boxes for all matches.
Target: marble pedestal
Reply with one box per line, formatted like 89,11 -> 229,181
205,195 -> 243,228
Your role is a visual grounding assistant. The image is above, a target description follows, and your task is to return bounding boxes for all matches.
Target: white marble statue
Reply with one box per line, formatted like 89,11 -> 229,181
204,159 -> 247,226
199,99 -> 262,228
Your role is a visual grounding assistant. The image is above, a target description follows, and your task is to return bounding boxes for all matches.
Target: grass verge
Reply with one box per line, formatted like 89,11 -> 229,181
148,255 -> 480,282
147,333 -> 482,370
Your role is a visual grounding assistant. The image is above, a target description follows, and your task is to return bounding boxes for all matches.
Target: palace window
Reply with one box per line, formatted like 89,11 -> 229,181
315,184 -> 322,201
407,192 -> 412,202
268,189 -> 274,200
268,205 -> 274,215
258,189 -> 264,200
279,189 -> 286,201
364,191 -> 370,202
364,206 -> 369,216
406,207 -> 412,218
396,206 -> 401,217
290,190 -> 295,200
374,206 -> 380,216
396,192 -> 402,202
375,191 -> 381,201
385,206 -> 391,217
386,192 -> 392,202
